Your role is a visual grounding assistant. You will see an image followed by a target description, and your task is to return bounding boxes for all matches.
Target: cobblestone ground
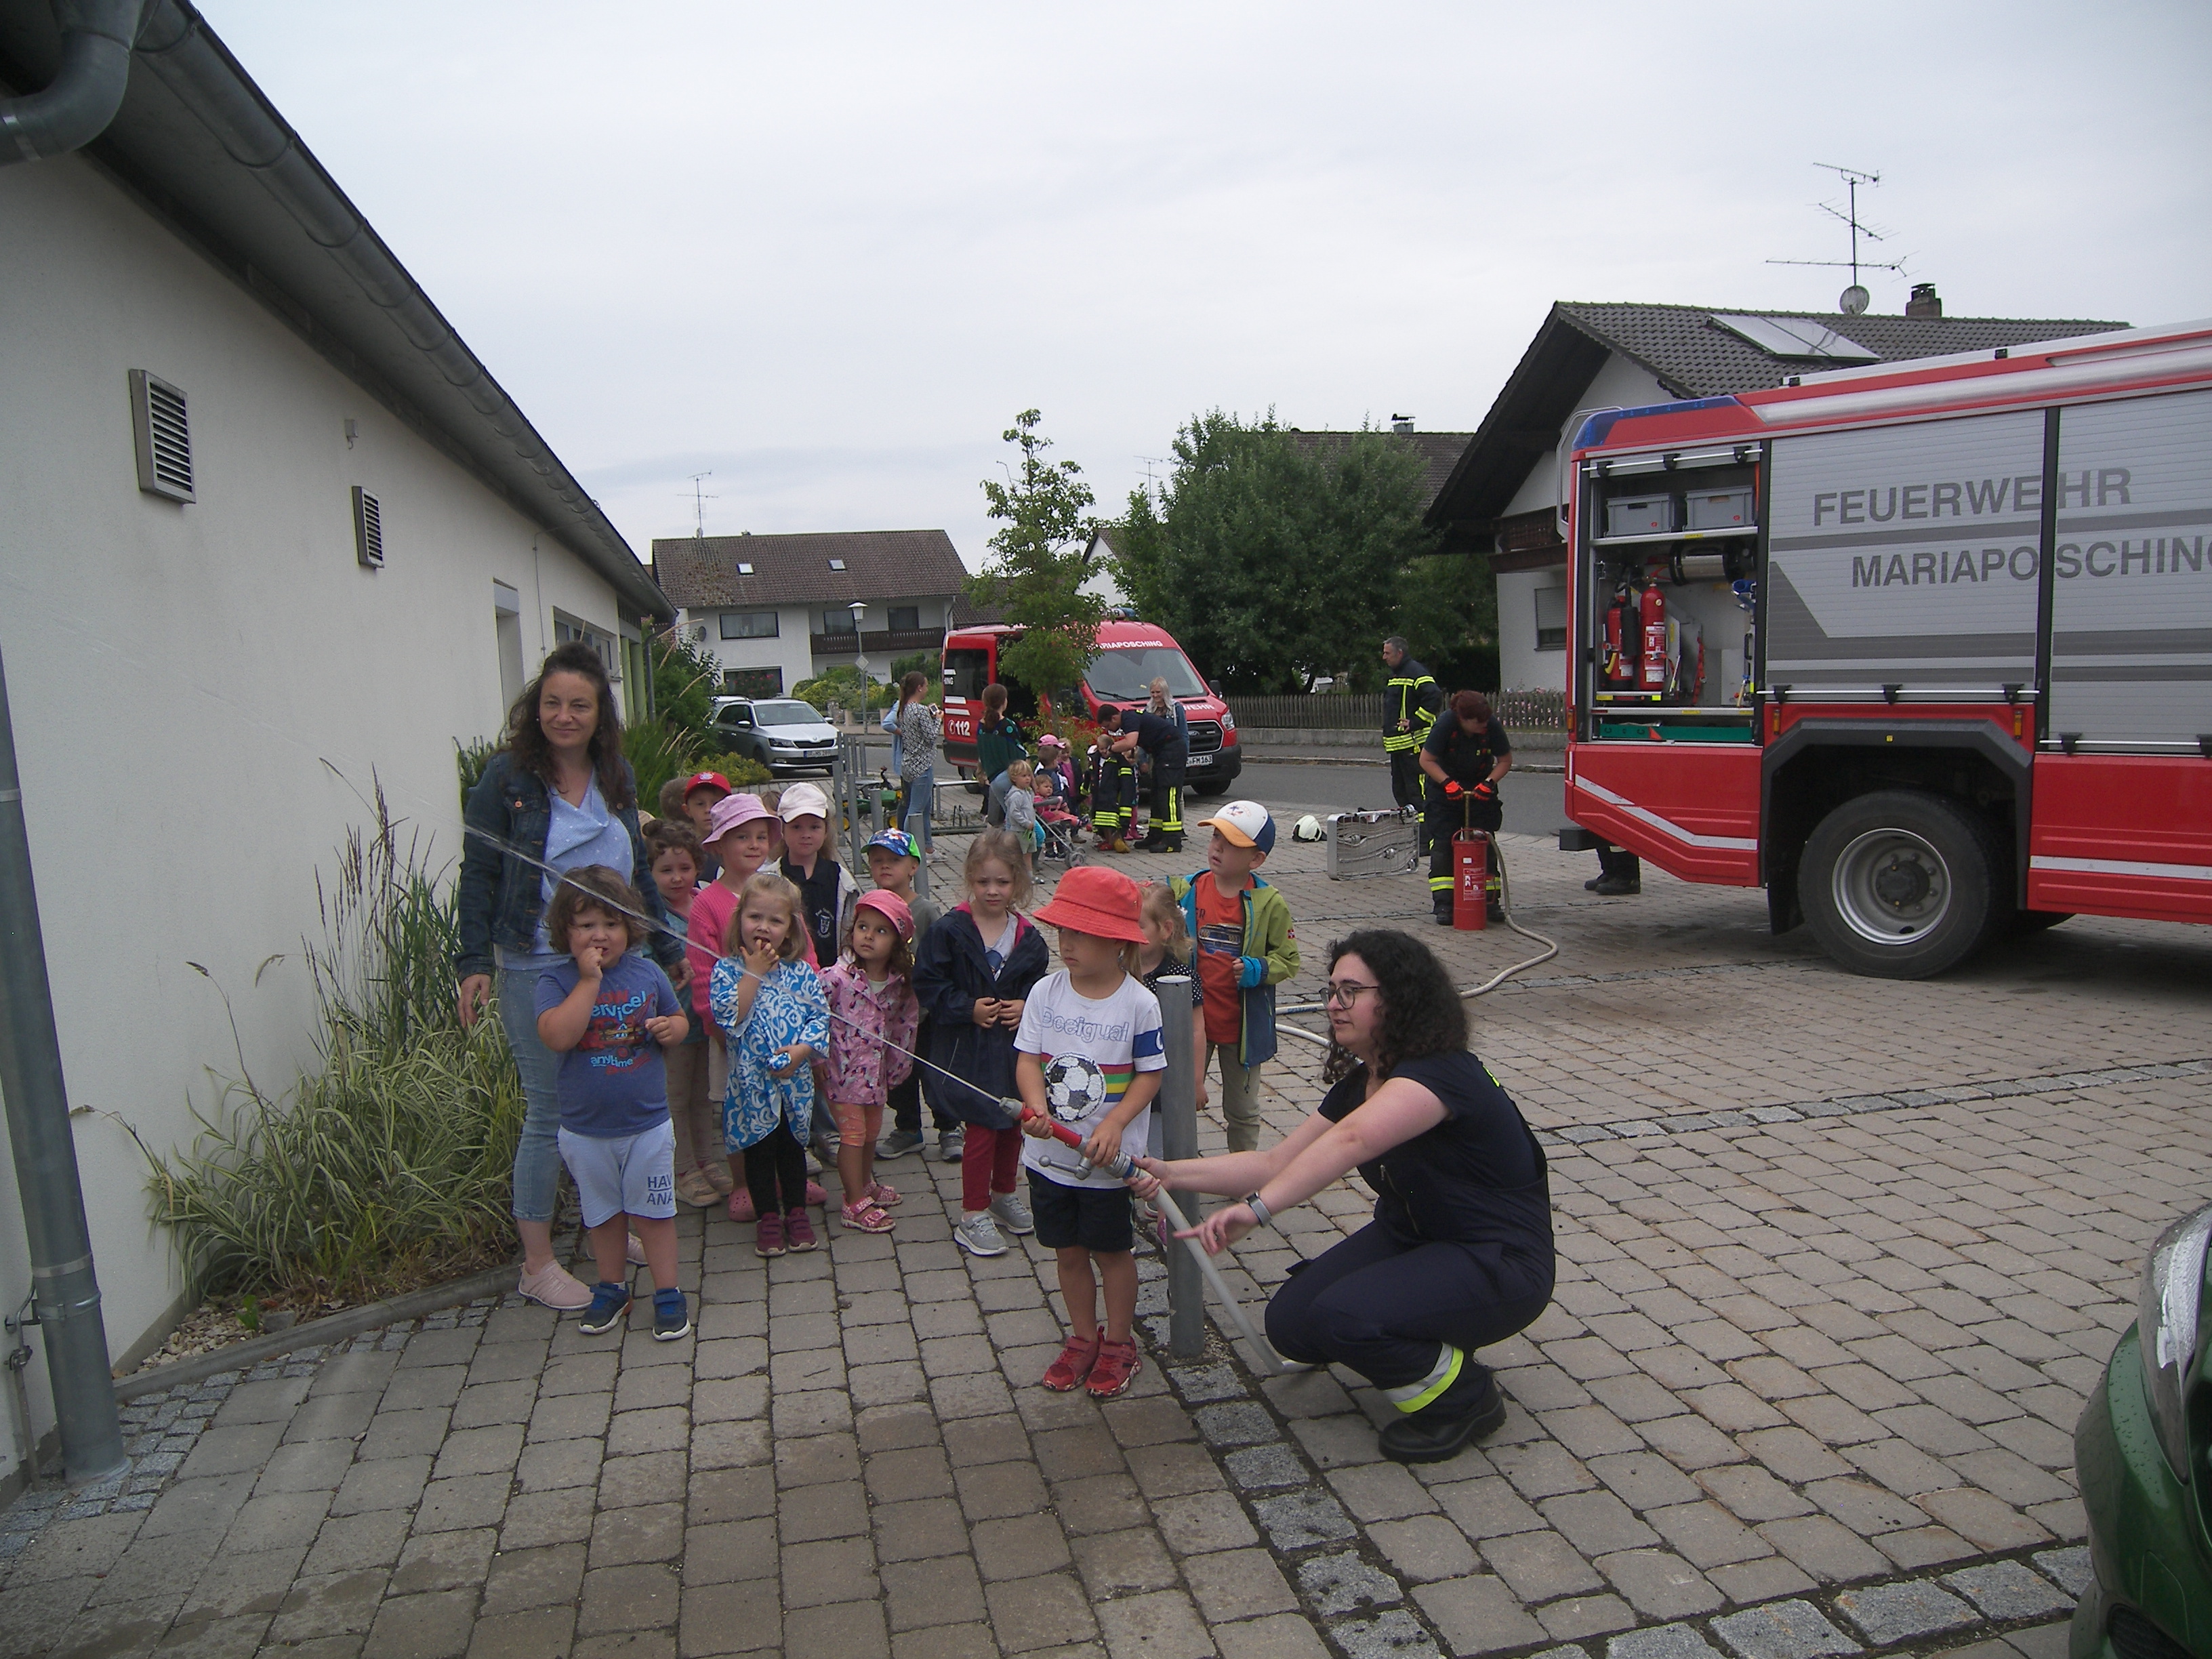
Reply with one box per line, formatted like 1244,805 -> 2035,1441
2,827 -> 2205,1659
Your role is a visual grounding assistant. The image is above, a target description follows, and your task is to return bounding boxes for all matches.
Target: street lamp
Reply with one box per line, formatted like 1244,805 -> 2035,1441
848,600 -> 869,708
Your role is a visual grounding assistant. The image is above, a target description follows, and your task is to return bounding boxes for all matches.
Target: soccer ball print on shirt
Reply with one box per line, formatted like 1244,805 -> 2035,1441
1044,1054 -> 1112,1124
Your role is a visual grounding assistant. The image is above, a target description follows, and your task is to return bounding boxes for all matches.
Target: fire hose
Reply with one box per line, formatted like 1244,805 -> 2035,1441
1273,823 -> 1559,1048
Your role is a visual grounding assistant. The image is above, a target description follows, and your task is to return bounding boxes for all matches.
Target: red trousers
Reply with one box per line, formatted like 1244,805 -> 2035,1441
962,1124 -> 1023,1212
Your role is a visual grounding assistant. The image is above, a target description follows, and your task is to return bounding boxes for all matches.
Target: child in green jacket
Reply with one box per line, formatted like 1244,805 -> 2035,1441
1170,800 -> 1298,1153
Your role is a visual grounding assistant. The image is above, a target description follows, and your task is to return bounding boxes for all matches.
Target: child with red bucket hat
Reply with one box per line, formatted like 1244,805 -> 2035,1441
1015,865 -> 1167,1399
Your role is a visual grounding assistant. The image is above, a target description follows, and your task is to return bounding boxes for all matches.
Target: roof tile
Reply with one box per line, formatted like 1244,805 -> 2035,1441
652,529 -> 969,610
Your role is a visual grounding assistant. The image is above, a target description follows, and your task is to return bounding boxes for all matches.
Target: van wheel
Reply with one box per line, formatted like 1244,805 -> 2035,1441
1798,790 -> 2008,979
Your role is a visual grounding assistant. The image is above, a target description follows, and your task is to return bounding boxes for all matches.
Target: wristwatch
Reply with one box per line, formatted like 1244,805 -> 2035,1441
1242,1193 -> 1273,1229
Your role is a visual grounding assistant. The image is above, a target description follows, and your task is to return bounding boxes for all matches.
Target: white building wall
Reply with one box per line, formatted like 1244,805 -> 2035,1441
1493,353 -> 1678,685
684,594 -> 957,695
0,155 -> 640,1475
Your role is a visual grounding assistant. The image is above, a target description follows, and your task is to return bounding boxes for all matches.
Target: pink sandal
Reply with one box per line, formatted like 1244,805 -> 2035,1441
867,1181 -> 901,1208
840,1198 -> 895,1233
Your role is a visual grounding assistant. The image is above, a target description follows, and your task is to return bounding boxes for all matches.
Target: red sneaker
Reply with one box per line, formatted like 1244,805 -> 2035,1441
754,1212 -> 785,1258
1086,1338 -> 1142,1400
784,1208 -> 818,1251
1042,1330 -> 1102,1392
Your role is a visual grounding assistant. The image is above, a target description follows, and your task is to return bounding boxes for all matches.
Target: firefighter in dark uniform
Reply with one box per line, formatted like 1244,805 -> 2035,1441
1382,636 -> 1444,836
1101,704 -> 1187,853
1420,691 -> 1511,926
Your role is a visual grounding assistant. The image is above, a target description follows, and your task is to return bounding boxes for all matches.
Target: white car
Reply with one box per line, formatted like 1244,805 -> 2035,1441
707,697 -> 838,775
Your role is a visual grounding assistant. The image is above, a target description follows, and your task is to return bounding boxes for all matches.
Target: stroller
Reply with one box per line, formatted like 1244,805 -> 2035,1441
1031,750 -> 1088,869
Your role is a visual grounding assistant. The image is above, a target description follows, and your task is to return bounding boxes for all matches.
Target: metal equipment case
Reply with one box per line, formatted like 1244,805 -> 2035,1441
1325,809 -> 1420,879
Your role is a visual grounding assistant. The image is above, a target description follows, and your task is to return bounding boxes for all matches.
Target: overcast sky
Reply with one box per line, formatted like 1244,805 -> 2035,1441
204,1 -> 2212,573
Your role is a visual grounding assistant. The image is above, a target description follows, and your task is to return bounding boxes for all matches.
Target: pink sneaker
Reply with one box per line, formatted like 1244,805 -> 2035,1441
784,1208 -> 819,1251
516,1261 -> 592,1311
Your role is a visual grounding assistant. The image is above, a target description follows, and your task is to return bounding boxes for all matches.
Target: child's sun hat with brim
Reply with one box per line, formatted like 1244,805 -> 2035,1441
1031,865 -> 1147,944
706,792 -> 777,844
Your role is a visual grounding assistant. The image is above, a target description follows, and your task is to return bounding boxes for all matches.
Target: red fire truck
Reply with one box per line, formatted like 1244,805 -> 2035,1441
939,618 -> 1244,793
1559,318 -> 2212,977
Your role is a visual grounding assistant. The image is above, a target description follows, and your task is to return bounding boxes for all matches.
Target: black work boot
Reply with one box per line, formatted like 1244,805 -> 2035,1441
1591,875 -> 1641,897
1432,899 -> 1455,927
1377,1364 -> 1507,1464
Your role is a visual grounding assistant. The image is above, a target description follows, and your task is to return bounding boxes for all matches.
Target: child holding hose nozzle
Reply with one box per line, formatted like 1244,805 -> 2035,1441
1014,865 -> 1166,1400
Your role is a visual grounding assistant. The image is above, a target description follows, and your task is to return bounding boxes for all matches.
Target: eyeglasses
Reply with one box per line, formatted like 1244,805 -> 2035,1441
1322,980 -> 1380,1008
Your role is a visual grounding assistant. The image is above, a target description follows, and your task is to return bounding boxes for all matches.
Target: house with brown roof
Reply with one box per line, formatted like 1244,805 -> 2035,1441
1425,289 -> 2128,690
653,529 -> 971,696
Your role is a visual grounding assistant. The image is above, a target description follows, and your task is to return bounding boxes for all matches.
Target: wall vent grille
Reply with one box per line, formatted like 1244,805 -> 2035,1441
129,369 -> 194,501
352,487 -> 384,568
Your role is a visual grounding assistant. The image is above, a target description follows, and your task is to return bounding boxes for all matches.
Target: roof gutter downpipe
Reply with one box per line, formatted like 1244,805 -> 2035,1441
0,638 -> 127,1485
0,0 -> 146,166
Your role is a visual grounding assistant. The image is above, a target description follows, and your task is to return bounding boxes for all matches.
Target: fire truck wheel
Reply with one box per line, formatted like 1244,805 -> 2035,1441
1798,790 -> 2009,980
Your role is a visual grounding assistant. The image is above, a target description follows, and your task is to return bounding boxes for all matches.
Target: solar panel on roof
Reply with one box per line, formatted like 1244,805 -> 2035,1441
1710,314 -> 1881,363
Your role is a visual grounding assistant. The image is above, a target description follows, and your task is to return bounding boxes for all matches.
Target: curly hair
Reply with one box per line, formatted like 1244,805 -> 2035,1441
504,641 -> 633,810
546,865 -> 649,956
642,818 -> 703,874
1321,928 -> 1467,1084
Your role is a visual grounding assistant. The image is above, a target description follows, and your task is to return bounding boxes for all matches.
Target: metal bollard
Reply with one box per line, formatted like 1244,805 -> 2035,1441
1152,976 -> 1204,1358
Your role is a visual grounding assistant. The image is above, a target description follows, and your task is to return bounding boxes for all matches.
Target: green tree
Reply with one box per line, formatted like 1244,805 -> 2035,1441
968,410 -> 1104,700
1113,412 -> 1435,692
1393,552 -> 1500,697
651,632 -> 723,743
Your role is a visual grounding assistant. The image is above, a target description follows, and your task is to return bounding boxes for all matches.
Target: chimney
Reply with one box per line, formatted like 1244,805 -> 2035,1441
1906,283 -> 1943,319
1391,413 -> 1415,434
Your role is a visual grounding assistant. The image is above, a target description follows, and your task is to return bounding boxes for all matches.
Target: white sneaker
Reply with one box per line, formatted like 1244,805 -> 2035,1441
954,1212 -> 1007,1257
938,1128 -> 965,1164
516,1261 -> 592,1311
989,1191 -> 1035,1235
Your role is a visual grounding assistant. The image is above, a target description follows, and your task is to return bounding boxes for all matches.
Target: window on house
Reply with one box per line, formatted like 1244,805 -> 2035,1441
554,614 -> 620,679
129,369 -> 194,502
821,609 -> 858,635
828,558 -> 846,571
887,606 -> 920,633
1534,586 -> 1568,652
724,667 -> 783,697
493,581 -> 525,708
720,610 -> 778,639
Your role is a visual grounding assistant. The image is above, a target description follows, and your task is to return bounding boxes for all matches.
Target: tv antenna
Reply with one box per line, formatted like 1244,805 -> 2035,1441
1136,455 -> 1168,493
687,471 -> 718,539
1767,163 -> 1910,314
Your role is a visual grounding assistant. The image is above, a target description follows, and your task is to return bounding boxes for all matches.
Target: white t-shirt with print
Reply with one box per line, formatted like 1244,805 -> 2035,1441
1015,970 -> 1166,1191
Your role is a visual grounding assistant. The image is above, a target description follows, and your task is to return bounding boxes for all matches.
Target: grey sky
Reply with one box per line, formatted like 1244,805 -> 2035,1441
203,1 -> 2212,573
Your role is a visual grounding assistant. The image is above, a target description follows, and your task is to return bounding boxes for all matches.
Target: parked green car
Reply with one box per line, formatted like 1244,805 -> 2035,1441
2074,1200 -> 2211,1659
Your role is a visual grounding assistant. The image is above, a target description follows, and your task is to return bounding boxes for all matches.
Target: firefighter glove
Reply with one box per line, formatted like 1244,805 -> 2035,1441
1441,779 -> 1463,799
1471,781 -> 1498,802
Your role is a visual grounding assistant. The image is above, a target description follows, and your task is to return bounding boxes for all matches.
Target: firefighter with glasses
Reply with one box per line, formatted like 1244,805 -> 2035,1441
1381,637 -> 1444,840
1420,691 -> 1510,926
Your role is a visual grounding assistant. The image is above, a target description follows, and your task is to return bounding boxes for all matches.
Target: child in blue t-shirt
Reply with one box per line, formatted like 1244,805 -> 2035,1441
535,866 -> 694,1340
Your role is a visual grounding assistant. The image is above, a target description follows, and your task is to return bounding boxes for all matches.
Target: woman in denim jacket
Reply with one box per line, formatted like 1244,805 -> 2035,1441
456,642 -> 687,1310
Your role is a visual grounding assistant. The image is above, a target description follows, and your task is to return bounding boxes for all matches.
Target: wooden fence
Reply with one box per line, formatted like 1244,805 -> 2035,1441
1228,689 -> 1568,732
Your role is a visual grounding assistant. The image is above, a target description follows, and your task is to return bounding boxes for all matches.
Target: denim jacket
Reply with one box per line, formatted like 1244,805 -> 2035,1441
455,752 -> 682,983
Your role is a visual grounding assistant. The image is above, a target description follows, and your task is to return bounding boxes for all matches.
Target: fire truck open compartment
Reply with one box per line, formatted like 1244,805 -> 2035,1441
1576,444 -> 1764,739
1560,321 -> 2212,978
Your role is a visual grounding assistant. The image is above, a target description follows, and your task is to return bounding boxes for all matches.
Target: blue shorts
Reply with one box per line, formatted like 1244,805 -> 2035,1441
558,1120 -> 676,1227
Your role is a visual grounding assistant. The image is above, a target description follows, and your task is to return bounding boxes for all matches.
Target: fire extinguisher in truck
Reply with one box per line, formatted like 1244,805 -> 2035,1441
1602,582 -> 1637,689
1637,581 -> 1668,693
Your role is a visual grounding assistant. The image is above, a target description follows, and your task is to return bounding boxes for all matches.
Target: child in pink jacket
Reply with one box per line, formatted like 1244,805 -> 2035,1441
820,890 -> 921,1232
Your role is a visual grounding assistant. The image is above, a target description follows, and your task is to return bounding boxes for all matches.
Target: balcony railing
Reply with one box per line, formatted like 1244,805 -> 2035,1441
810,628 -> 944,659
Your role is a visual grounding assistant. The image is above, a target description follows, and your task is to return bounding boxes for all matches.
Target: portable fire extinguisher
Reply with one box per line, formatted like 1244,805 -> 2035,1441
1603,585 -> 1635,688
1638,581 -> 1668,694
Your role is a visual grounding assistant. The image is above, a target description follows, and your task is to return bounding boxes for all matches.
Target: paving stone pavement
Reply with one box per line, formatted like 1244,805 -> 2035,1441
3,827 -> 2203,1658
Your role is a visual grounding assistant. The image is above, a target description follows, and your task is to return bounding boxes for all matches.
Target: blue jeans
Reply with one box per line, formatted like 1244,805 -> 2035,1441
900,767 -> 934,853
498,958 -> 567,1225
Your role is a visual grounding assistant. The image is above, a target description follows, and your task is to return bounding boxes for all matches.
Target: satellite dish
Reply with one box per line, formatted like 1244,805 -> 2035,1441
1839,284 -> 1870,316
